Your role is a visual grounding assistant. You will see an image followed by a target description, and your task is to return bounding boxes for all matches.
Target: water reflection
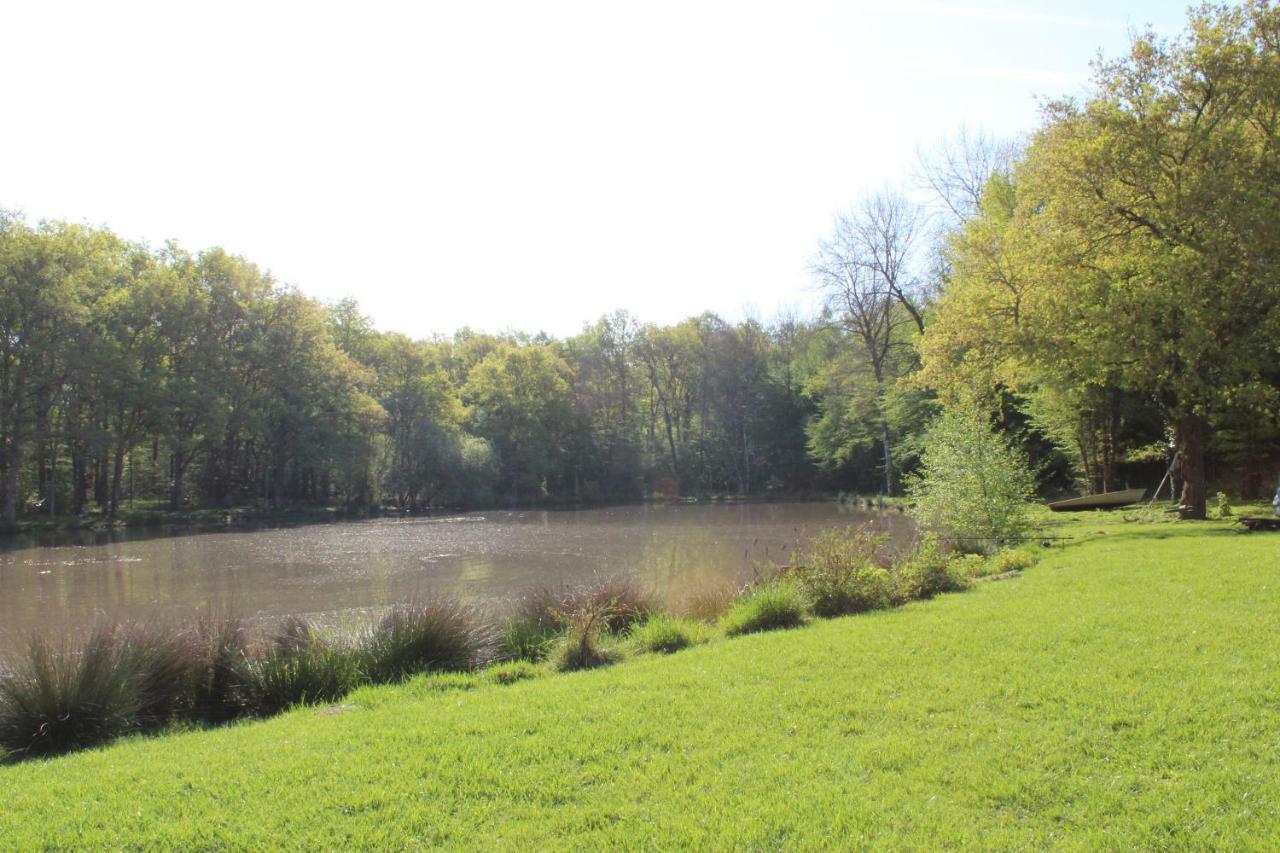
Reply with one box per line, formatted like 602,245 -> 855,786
0,502 -> 910,650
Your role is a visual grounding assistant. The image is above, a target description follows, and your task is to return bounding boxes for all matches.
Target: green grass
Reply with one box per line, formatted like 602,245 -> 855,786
2,513 -> 1279,847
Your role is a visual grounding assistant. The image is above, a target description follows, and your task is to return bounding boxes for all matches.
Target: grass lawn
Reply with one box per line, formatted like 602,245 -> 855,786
2,511 -> 1278,848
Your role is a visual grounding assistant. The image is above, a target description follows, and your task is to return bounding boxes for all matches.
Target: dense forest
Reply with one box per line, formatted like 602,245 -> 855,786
1,2 -> 1276,525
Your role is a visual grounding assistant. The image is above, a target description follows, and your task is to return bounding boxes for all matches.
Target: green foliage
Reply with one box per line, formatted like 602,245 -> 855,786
922,3 -> 1280,517
956,548 -> 1039,581
989,549 -> 1037,575
719,582 -> 807,636
908,410 -> 1037,552
627,616 -> 707,654
894,540 -> 966,601
787,526 -> 895,616
1215,492 -> 1233,519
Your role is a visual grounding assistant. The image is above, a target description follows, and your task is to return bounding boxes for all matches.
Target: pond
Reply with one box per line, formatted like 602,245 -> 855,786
0,501 -> 912,651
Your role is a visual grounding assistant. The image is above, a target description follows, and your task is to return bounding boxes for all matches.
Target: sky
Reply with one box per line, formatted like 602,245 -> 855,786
1,0 -> 1188,339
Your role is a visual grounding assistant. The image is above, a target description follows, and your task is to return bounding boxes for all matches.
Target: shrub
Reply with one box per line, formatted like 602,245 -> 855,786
1215,491 -> 1233,519
628,615 -> 707,654
907,410 -> 1037,553
361,598 -> 492,683
552,604 -> 616,672
719,582 -> 807,637
894,541 -> 966,602
237,621 -> 360,716
0,627 -> 141,759
787,527 -> 894,617
988,548 -> 1037,575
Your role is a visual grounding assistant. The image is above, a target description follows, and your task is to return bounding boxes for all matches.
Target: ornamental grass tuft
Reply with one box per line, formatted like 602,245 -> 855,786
361,598 -> 493,683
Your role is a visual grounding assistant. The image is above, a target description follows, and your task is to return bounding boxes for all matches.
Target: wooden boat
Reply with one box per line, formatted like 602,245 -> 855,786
1047,487 -> 1147,512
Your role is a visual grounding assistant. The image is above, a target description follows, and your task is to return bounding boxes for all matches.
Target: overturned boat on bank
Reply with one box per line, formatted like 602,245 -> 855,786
1047,487 -> 1147,512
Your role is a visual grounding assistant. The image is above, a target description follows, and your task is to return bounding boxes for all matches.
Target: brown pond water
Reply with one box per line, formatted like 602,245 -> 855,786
0,502 -> 911,651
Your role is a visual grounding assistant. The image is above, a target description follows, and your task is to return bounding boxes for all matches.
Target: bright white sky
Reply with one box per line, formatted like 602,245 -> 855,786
1,1 -> 1185,339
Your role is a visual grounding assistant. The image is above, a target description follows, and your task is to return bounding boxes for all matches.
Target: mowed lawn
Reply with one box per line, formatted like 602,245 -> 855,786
2,517 -> 1278,848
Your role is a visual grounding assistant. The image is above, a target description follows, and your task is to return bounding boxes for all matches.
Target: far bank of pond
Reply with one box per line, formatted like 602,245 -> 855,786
0,502 -> 912,653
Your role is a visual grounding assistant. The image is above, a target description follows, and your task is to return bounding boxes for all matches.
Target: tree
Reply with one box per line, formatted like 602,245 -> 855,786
908,410 -> 1037,552
811,198 -> 927,495
462,344 -> 575,503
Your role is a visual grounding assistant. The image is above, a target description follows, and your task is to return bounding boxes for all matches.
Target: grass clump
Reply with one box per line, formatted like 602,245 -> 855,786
186,618 -> 250,724
499,577 -> 659,663
496,588 -> 563,662
719,582 -> 807,637
786,527 -> 894,617
361,598 -> 492,683
0,627 -> 142,759
560,576 -> 659,634
237,620 -> 360,716
483,660 -> 543,685
675,583 -> 738,624
627,615 -> 708,654
117,623 -> 204,728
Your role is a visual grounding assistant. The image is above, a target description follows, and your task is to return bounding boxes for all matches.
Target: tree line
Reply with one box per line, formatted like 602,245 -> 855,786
2,2 -> 1276,524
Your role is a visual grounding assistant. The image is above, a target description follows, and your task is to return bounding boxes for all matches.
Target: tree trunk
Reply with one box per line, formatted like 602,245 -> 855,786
1174,413 -> 1208,520
109,444 -> 126,518
879,414 -> 894,497
170,450 -> 186,511
3,436 -> 20,524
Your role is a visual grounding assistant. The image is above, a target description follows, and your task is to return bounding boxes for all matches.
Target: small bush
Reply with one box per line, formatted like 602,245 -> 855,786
0,627 -> 141,759
719,583 -> 807,637
1215,491 -> 1233,519
552,605 -> 616,672
988,549 -> 1037,575
628,615 -> 707,654
361,598 -> 492,683
787,527 -> 894,617
894,542 -> 966,602
237,621 -> 360,716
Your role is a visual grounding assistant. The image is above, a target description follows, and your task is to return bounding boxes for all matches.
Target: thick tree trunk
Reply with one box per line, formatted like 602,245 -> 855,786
1174,413 -> 1208,520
